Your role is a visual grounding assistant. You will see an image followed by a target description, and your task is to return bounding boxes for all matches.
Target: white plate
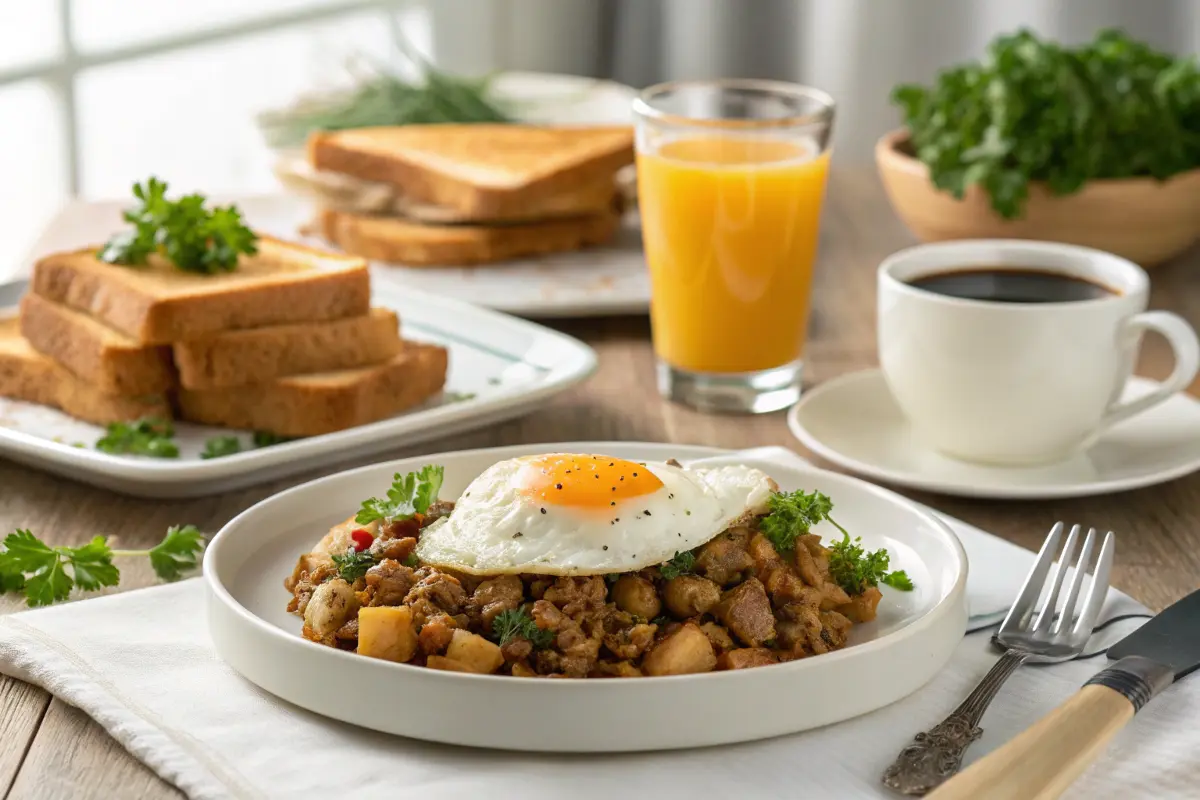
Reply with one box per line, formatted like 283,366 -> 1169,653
0,283 -> 597,498
204,442 -> 968,752
788,368 -> 1200,500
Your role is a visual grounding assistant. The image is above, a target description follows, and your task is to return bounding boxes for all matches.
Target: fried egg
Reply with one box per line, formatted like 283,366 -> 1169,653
414,453 -> 775,575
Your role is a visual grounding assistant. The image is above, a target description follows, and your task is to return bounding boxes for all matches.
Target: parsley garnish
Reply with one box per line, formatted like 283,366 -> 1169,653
355,465 -> 444,525
98,177 -> 258,274
0,525 -> 205,607
402,553 -> 420,568
331,550 -> 376,583
491,607 -> 554,649
252,431 -> 294,448
760,489 -> 847,554
95,417 -> 178,458
827,532 -> 914,595
659,550 -> 695,580
201,435 -> 242,459
893,29 -> 1200,220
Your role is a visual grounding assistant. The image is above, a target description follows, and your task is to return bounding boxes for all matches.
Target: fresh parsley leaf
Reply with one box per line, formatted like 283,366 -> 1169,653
95,417 -> 179,458
893,28 -> 1200,219
0,551 -> 24,593
402,553 -> 420,568
64,537 -> 120,591
98,177 -> 258,273
760,489 -> 847,554
355,465 -> 445,525
1,530 -> 119,607
252,431 -> 294,448
332,550 -> 376,583
491,607 -> 554,649
201,436 -> 242,460
658,550 -> 695,580
827,532 -> 915,595
147,525 -> 205,581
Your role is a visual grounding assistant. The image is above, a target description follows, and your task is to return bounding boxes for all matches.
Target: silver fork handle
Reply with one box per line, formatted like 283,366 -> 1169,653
881,648 -> 1031,796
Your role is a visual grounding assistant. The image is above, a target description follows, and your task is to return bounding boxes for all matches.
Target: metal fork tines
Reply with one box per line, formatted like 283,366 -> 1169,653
881,522 -> 1116,796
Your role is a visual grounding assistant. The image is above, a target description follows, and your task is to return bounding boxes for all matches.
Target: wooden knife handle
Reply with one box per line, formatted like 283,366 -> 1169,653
927,657 -> 1174,800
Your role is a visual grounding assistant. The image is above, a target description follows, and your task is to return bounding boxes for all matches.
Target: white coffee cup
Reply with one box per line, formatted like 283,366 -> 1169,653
877,240 -> 1200,465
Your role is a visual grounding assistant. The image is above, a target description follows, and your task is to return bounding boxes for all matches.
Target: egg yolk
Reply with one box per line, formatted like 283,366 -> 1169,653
520,454 -> 664,508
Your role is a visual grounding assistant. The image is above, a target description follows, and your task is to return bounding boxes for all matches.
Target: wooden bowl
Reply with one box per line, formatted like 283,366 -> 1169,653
875,129 -> 1200,267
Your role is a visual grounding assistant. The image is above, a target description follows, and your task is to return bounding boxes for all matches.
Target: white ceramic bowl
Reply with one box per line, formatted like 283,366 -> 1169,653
205,442 -> 968,752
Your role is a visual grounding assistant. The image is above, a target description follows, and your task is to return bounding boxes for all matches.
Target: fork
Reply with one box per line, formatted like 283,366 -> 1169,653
881,522 -> 1116,796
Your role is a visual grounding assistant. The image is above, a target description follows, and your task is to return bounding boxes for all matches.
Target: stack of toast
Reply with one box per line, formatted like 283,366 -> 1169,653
1,238 -> 448,437
294,124 -> 635,266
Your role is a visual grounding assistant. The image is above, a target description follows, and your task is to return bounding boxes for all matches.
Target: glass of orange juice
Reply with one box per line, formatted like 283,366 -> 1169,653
633,80 -> 835,413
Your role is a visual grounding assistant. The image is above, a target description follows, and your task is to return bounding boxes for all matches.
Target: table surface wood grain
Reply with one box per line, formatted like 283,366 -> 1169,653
2,169 -> 1199,799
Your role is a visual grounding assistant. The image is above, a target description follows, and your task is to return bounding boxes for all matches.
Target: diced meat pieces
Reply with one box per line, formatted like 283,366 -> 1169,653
819,582 -> 851,610
792,537 -> 826,587
776,603 -> 825,656
592,660 -> 643,678
365,559 -> 416,607
543,576 -> 608,616
713,577 -> 776,646
602,622 -> 657,660
610,575 -> 661,619
699,622 -> 735,653
747,532 -> 784,572
718,648 -> 779,670
838,586 -> 883,623
404,571 -> 466,627
469,574 -> 524,630
820,610 -> 853,650
422,500 -> 456,524
662,575 -> 721,618
695,527 -> 755,586
369,536 -> 417,563
501,637 -> 533,664
417,614 -> 457,655
642,622 -> 717,676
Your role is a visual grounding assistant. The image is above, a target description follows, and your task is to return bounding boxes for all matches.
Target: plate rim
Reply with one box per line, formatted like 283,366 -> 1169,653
788,368 -> 1200,500
204,440 -> 968,687
0,280 -> 598,485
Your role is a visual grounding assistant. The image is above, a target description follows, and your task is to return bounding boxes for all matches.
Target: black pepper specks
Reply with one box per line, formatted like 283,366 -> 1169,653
633,472 -> 638,477
643,510 -> 652,516
685,510 -> 691,516
610,501 -> 616,506
603,545 -> 609,551
512,532 -> 523,538
668,493 -> 674,499
540,508 -> 546,514
555,483 -> 563,489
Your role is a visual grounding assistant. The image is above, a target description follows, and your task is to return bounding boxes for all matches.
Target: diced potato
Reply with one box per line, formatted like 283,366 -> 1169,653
610,575 -> 661,619
357,606 -> 418,663
642,622 -> 717,676
445,629 -> 504,674
426,655 -> 478,673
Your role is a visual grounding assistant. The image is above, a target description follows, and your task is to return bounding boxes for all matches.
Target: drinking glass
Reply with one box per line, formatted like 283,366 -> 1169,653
633,79 -> 835,413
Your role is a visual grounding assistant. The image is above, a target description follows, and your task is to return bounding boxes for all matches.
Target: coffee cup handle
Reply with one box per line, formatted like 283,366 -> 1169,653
1099,311 -> 1200,431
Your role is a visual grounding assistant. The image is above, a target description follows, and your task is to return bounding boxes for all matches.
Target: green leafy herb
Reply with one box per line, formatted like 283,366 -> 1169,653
98,177 -> 258,273
252,431 -> 294,448
257,33 -> 511,148
95,417 -> 179,458
490,607 -> 554,649
444,391 -> 476,403
604,573 -> 621,585
658,550 -> 695,580
892,28 -> 1200,219
331,550 -> 376,583
760,489 -> 847,555
827,532 -> 914,595
0,526 -> 204,607
402,553 -> 420,568
650,615 -> 670,627
201,436 -> 242,460
355,465 -> 445,525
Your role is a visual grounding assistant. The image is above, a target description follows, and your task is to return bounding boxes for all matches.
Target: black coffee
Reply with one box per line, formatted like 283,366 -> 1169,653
908,268 -> 1116,304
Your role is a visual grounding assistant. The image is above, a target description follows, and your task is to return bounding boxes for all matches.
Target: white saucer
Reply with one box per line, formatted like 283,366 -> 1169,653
787,369 -> 1200,499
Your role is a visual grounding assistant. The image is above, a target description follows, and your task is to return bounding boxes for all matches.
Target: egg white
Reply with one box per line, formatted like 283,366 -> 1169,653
414,456 -> 776,575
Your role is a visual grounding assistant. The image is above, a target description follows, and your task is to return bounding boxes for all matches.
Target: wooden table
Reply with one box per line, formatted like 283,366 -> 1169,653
2,170 -> 1198,799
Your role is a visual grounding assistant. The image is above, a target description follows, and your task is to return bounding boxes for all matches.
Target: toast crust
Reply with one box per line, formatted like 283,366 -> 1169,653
309,125 -> 634,217
177,341 -> 448,437
32,236 -> 371,344
320,208 -> 622,267
19,294 -> 176,395
173,307 -> 403,390
0,318 -> 169,424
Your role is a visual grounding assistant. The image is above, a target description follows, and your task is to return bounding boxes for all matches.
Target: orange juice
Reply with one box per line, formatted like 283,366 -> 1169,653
637,137 -> 831,373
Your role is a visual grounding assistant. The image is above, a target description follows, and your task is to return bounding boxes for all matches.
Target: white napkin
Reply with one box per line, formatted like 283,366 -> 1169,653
0,449 -> 1195,800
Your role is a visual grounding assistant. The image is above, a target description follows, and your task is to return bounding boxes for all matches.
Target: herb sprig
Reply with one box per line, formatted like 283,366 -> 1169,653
98,177 -> 258,274
356,465 -> 444,525
893,28 -> 1200,219
95,417 -> 178,458
332,550 -> 376,583
491,607 -> 554,649
659,550 -> 695,580
0,526 -> 205,607
760,489 -> 847,554
828,533 -> 914,595
201,436 -> 242,460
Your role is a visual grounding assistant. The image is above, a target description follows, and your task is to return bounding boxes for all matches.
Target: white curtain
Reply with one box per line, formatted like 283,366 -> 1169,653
426,0 -> 1200,162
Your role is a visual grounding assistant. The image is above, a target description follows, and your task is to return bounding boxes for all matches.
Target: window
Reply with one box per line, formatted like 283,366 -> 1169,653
0,0 -> 429,278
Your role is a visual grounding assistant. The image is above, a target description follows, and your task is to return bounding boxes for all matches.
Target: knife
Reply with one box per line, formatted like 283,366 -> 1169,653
928,588 -> 1200,800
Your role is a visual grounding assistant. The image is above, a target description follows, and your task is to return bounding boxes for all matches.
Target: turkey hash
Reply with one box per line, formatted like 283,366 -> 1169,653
284,454 -> 913,677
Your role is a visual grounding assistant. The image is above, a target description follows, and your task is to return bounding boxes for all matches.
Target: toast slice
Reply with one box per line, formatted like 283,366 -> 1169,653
173,307 -> 403,390
177,341 -> 448,437
19,293 -> 176,396
0,317 -> 169,425
32,236 -> 370,344
319,208 -> 622,267
309,125 -> 634,218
